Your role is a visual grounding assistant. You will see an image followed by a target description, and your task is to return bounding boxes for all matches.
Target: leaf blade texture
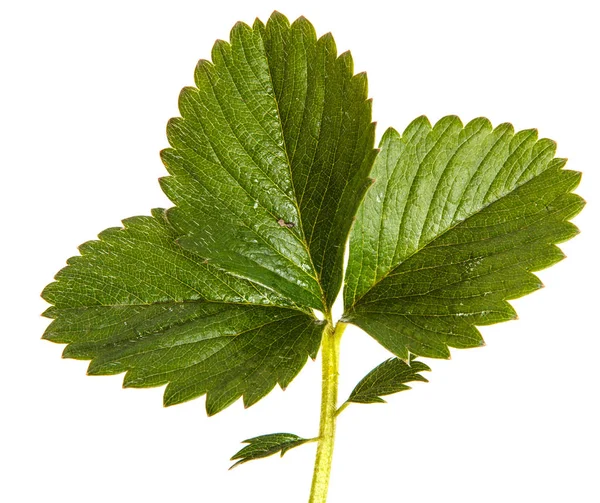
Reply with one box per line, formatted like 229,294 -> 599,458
41,11 -> 376,412
42,209 -> 325,414
344,116 -> 584,359
230,433 -> 312,469
346,356 -> 430,404
161,12 -> 376,310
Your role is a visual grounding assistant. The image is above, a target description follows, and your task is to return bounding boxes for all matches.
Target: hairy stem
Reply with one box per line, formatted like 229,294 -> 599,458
335,401 -> 350,417
309,321 -> 346,503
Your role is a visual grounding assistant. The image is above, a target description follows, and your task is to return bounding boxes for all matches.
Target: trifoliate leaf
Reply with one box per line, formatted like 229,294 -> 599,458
41,15 -> 585,499
230,433 -> 313,469
343,116 -> 584,359
345,356 -> 430,405
42,209 -> 325,413
161,11 -> 376,311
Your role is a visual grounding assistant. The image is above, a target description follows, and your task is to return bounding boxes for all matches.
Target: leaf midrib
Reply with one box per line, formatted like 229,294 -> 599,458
49,297 -> 311,313
100,311 -> 308,364
258,25 -> 329,310
177,102 -> 321,295
346,163 -> 563,312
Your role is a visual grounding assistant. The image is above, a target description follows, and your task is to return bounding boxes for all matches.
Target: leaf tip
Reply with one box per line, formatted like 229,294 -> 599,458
211,38 -> 231,62
337,49 -> 354,67
195,58 -> 213,70
436,114 -> 463,130
231,20 -> 252,38
61,345 -> 77,359
252,17 -> 265,30
408,115 -> 432,132
494,121 -> 515,135
381,126 -> 400,141
122,371 -> 140,389
228,460 -> 243,470
318,31 -> 336,51
469,116 -> 493,131
162,388 -> 178,408
269,10 -> 288,22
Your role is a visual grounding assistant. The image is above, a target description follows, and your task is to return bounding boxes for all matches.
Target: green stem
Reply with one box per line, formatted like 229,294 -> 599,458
308,321 -> 346,503
335,401 -> 350,417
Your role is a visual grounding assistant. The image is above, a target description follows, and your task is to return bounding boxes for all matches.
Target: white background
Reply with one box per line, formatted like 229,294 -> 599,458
2,1 -> 599,502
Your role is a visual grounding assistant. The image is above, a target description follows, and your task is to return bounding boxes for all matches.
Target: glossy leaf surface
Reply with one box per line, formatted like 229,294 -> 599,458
42,11 -> 374,413
346,356 -> 430,404
344,116 -> 584,359
230,433 -> 312,468
161,12 -> 375,310
42,209 -> 324,414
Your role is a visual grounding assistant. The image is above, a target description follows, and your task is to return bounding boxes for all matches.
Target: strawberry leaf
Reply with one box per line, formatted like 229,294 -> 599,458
42,209 -> 324,413
343,116 -> 584,359
42,11 -> 375,412
41,12 -> 585,501
161,12 -> 375,311
345,356 -> 430,405
230,433 -> 313,469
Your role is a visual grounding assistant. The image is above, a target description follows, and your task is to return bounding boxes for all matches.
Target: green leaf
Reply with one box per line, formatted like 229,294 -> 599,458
41,11 -> 375,412
344,116 -> 584,359
41,13 -> 585,500
43,208 -> 290,310
345,356 -> 430,405
42,209 -> 325,414
230,433 -> 313,468
161,11 -> 376,311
